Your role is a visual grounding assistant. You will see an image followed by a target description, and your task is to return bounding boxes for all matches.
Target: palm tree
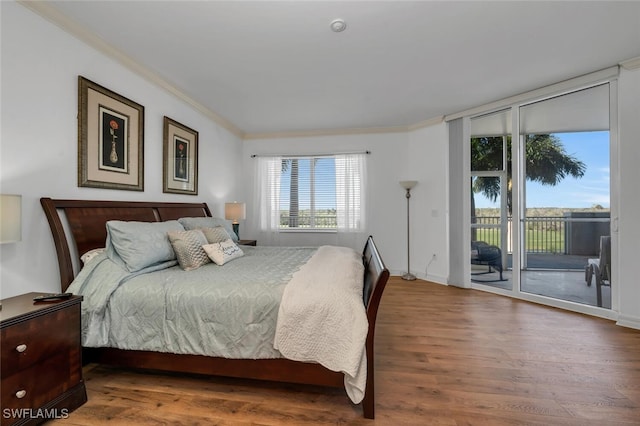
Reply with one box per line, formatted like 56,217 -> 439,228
472,134 -> 586,215
281,159 -> 299,227
471,134 -> 586,243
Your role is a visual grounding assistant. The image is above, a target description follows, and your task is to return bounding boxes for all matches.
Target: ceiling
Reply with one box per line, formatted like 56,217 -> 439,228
29,1 -> 640,137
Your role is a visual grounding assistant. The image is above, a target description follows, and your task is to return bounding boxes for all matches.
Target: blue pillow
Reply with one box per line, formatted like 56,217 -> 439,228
178,217 -> 238,241
105,220 -> 185,272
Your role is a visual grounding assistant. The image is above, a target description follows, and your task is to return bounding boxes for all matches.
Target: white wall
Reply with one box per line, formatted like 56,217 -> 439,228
242,125 -> 449,282
0,2 -> 243,298
616,67 -> 640,329
407,124 -> 449,284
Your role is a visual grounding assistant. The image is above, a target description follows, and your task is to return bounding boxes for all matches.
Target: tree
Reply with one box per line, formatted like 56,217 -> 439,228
472,134 -> 586,215
288,159 -> 299,227
281,159 -> 299,227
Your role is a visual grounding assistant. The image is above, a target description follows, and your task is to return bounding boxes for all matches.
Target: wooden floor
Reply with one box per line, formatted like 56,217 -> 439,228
53,277 -> 640,425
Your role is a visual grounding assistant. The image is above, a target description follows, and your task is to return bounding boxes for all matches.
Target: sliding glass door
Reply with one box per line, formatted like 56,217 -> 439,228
519,84 -> 612,308
468,83 -> 613,310
469,110 -> 512,290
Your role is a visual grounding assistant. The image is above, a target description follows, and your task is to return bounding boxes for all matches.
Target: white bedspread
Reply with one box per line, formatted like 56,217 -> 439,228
274,245 -> 368,403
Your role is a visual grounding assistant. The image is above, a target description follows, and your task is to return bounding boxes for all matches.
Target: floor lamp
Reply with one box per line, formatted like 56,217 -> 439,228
400,181 -> 417,281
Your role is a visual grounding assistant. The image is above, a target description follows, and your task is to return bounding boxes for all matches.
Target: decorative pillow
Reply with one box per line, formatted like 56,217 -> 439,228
81,248 -> 105,264
178,217 -> 238,242
167,229 -> 211,271
200,226 -> 233,244
105,220 -> 185,272
202,239 -> 244,265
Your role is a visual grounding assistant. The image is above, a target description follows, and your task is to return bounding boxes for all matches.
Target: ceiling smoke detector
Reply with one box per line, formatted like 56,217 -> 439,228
330,19 -> 347,33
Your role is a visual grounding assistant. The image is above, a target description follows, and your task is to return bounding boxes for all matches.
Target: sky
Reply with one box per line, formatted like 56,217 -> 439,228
475,131 -> 610,209
279,158 -> 336,210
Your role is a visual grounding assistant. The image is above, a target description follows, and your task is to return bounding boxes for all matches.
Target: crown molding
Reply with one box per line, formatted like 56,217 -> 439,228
620,57 -> 640,71
244,116 -> 445,140
245,124 -> 416,140
18,0 -> 245,139
407,115 -> 444,131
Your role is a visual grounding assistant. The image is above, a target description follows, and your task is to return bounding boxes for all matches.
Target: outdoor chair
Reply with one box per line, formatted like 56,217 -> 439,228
585,235 -> 611,307
471,241 -> 504,281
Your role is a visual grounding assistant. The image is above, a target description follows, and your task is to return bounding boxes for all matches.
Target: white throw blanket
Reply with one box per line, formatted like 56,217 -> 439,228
274,245 -> 368,403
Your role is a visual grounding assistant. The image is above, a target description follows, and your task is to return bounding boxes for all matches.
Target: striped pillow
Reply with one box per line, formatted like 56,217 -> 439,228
167,229 -> 211,271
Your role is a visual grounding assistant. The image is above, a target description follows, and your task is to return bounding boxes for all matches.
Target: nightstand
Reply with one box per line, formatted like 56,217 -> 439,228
0,293 -> 87,425
237,239 -> 257,246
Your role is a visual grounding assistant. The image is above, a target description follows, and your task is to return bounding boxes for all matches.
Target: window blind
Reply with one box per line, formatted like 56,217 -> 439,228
258,153 -> 366,231
470,83 -> 610,137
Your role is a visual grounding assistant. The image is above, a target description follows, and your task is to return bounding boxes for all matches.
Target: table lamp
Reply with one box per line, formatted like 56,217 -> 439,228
225,202 -> 246,239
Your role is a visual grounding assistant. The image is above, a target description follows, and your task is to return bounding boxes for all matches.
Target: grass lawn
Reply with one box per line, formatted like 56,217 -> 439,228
475,228 -> 565,253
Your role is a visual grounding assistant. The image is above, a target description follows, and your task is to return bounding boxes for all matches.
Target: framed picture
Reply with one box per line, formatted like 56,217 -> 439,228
78,76 -> 144,191
163,116 -> 198,195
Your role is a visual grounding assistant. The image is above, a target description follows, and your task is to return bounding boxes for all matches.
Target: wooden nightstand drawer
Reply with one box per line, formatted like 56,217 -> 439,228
1,305 -> 80,376
0,293 -> 86,426
1,350 -> 73,410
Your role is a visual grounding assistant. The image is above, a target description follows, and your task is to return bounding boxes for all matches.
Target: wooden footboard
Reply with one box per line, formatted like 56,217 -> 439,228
362,235 -> 390,418
40,198 -> 389,418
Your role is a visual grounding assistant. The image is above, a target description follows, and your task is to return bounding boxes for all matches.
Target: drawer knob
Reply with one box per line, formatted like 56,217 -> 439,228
16,344 -> 27,353
15,390 -> 26,399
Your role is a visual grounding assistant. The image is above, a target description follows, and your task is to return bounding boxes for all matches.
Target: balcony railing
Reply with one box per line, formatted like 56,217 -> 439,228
279,214 -> 338,229
472,214 -> 610,255
276,213 -> 609,254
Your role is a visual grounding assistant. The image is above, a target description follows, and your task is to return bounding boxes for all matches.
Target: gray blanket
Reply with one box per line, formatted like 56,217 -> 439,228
67,246 -> 316,359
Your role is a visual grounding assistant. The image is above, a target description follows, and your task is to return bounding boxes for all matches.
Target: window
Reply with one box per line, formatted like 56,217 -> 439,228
280,157 -> 336,228
257,153 -> 366,232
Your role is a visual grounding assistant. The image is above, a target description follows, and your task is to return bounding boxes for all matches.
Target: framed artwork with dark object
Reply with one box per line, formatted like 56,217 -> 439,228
163,116 -> 198,195
77,76 -> 144,191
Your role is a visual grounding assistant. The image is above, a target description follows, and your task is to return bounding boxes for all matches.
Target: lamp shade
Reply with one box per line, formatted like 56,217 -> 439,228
399,180 -> 418,190
0,194 -> 22,243
225,202 -> 246,223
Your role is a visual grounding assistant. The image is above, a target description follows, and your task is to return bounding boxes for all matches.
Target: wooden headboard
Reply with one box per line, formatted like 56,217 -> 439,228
40,197 -> 211,291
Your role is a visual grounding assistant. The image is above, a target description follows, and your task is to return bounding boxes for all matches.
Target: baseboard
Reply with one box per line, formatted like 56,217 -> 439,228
617,313 -> 640,330
390,270 -> 448,285
421,273 -> 448,285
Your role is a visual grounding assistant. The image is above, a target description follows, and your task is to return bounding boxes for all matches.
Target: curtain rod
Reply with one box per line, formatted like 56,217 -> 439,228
251,150 -> 370,158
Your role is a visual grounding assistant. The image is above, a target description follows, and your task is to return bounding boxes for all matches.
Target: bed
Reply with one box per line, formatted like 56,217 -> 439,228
40,197 -> 390,418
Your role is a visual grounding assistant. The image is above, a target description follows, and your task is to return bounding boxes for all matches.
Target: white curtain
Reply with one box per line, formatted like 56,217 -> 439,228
254,156 -> 282,245
254,153 -> 367,248
335,153 -> 367,248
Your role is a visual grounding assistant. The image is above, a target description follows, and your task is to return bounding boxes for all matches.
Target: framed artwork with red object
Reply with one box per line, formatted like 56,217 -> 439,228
163,116 -> 198,195
78,76 -> 144,191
